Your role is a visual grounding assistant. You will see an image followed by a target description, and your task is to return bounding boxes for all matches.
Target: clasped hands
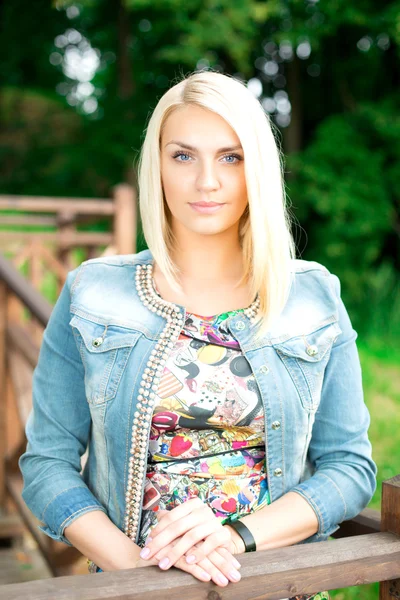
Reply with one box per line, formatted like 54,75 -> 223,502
136,498 -> 246,587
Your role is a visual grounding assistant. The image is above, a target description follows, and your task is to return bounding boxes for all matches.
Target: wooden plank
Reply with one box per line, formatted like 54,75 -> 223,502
0,215 -> 58,226
0,546 -> 52,585
0,231 -> 113,248
1,532 -> 400,600
8,347 -> 33,426
0,197 -> 115,215
0,514 -> 24,539
0,253 -> 53,327
35,242 -> 68,283
7,321 -> 40,369
332,507 -> 381,538
5,475 -> 58,577
113,184 -> 136,255
380,474 -> 400,599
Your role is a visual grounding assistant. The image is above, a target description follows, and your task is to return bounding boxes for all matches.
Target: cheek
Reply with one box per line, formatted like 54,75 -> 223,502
224,171 -> 247,209
161,167 -> 192,211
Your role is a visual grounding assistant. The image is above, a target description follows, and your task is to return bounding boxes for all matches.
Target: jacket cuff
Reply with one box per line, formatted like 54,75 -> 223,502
39,484 -> 107,546
290,470 -> 347,538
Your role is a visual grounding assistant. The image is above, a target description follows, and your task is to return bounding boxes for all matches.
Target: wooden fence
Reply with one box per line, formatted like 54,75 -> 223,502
0,188 -> 137,576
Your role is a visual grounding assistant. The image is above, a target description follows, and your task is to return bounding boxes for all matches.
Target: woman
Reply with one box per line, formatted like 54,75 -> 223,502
19,71 -> 377,598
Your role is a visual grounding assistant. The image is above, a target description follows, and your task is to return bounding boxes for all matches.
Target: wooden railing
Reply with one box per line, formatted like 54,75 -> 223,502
0,184 -> 137,269
0,185 -> 137,346
0,253 -> 399,598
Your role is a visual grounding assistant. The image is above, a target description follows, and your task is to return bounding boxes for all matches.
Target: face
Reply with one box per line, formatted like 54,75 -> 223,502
160,104 -> 248,239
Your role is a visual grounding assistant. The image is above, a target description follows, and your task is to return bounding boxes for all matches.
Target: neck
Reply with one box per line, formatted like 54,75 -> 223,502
170,226 -> 244,283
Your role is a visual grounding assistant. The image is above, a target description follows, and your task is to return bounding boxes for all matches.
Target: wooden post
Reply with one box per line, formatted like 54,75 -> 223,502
57,210 -> 76,272
379,474 -> 400,599
113,184 -> 136,255
0,281 -> 6,510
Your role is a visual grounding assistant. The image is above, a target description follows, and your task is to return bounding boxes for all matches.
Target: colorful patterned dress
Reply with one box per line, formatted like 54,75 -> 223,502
136,284 -> 329,600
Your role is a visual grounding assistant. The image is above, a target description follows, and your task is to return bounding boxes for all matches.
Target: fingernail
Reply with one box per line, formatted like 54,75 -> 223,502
186,554 -> 196,564
159,557 -> 170,569
139,548 -> 150,559
229,569 -> 241,581
200,570 -> 211,581
217,574 -> 229,586
144,536 -> 153,545
233,558 -> 241,569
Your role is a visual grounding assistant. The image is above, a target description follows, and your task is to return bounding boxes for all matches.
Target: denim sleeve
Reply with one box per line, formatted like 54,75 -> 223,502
291,273 -> 378,542
19,266 -> 107,546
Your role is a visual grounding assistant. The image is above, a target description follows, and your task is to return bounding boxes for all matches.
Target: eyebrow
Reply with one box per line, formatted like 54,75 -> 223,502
165,140 -> 243,153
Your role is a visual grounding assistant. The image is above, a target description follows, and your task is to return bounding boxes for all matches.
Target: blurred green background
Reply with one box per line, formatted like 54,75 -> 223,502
1,0 -> 399,597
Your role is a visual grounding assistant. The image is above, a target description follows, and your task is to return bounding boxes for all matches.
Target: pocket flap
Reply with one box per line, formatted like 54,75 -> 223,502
273,321 -> 342,362
69,314 -> 141,353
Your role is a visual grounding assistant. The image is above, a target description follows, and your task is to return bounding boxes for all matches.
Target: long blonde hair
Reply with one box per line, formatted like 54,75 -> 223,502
137,70 -> 296,341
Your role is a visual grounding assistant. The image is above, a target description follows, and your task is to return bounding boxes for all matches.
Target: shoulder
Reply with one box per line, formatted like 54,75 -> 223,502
80,248 -> 153,269
290,258 -> 330,276
290,258 -> 340,298
269,258 -> 342,339
66,249 -> 152,283
64,250 -> 154,303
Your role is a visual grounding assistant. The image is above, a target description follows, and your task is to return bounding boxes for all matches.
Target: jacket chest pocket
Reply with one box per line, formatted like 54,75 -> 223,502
69,314 -> 140,406
273,321 -> 342,412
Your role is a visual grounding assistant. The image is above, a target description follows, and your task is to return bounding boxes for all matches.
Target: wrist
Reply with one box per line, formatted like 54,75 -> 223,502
223,524 -> 246,555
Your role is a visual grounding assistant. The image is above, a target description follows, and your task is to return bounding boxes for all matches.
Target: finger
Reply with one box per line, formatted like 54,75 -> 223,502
196,556 -> 232,587
207,547 -> 242,583
183,528 -> 232,564
174,555 -> 211,583
214,546 -> 242,569
150,497 -> 206,537
176,545 -> 239,587
142,506 -> 214,561
154,519 -> 221,568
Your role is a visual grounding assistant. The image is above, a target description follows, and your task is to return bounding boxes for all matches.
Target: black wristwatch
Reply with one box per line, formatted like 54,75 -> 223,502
227,519 -> 257,552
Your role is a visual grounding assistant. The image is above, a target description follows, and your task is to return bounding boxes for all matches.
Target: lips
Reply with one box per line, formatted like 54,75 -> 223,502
190,202 -> 223,207
189,202 -> 226,214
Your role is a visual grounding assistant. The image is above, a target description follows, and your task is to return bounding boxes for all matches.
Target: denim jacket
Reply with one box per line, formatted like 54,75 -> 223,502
19,249 -> 377,548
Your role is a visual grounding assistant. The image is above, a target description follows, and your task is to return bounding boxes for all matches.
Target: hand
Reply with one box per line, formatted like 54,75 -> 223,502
136,536 -> 241,586
139,498 -> 237,569
185,522 -> 246,565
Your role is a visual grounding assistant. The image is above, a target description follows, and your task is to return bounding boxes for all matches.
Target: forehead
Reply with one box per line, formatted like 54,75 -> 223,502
161,104 -> 240,146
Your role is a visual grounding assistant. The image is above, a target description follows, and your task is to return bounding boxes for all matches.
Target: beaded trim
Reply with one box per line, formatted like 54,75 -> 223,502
242,294 -> 261,322
123,261 -> 260,542
123,263 -> 185,541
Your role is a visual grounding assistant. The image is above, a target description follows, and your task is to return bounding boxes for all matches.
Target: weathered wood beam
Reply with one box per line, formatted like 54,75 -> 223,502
1,531 -> 400,600
0,197 -> 115,215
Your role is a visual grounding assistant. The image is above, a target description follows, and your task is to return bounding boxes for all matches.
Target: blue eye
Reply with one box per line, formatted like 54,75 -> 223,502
223,154 -> 242,163
173,152 -> 191,162
171,152 -> 243,164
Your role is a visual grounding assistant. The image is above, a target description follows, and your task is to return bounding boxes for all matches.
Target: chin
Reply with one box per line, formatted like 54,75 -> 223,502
189,222 -> 233,236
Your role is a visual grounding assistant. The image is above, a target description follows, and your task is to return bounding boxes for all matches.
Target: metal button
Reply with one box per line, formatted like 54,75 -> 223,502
273,467 -> 283,477
271,420 -> 281,430
92,337 -> 104,347
306,344 -> 318,357
235,321 -> 246,331
259,365 -> 269,374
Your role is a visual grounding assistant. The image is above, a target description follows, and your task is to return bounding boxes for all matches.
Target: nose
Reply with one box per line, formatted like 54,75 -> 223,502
196,159 -> 220,192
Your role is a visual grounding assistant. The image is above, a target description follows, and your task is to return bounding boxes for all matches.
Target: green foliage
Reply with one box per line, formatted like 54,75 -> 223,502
286,97 -> 400,340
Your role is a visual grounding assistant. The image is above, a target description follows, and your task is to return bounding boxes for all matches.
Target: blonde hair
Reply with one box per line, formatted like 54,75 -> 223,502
137,70 -> 296,341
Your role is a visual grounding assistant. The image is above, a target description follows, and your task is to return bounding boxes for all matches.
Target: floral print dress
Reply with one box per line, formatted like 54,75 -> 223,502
136,286 -> 329,600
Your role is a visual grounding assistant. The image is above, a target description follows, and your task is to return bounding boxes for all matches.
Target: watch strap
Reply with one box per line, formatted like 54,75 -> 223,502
227,519 -> 256,552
